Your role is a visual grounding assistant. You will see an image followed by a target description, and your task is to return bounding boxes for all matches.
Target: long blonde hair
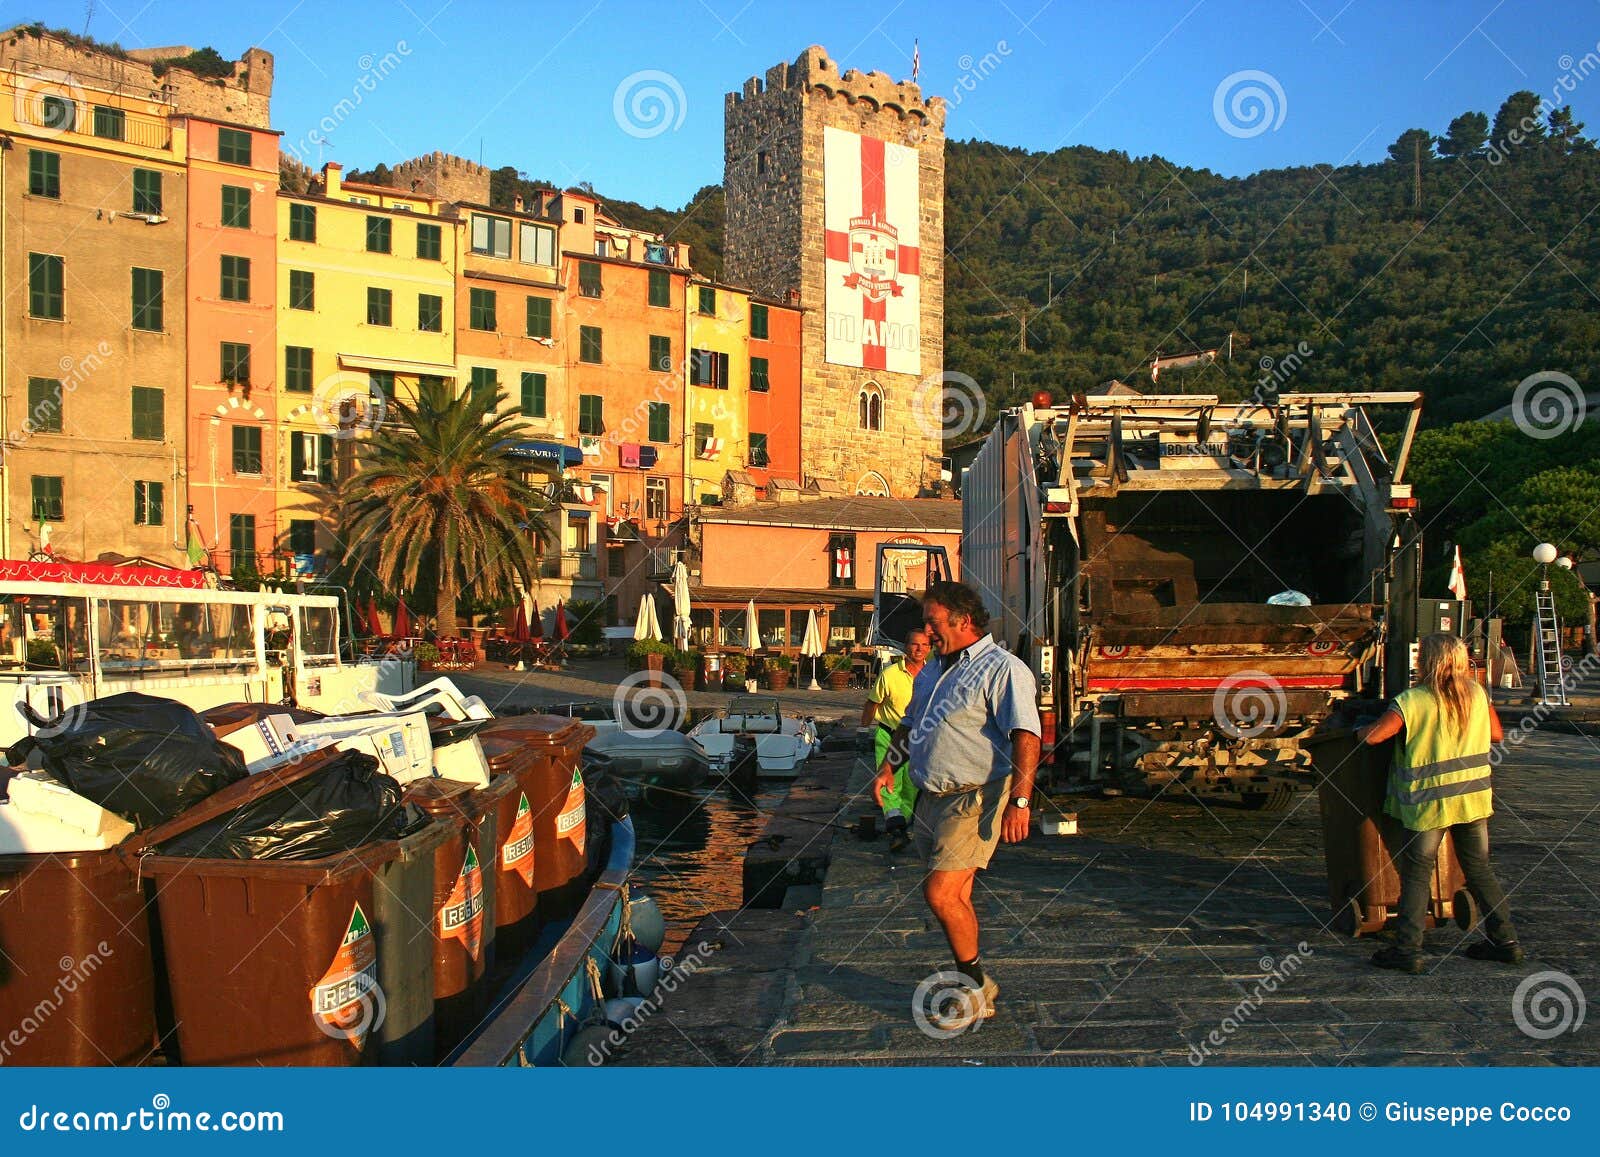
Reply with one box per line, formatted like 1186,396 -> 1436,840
1417,633 -> 1481,735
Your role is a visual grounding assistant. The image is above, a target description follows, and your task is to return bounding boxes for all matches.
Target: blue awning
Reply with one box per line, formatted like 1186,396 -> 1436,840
504,440 -> 583,467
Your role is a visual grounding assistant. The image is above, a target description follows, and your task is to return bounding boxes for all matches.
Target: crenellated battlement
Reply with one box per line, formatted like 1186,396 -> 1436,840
728,44 -> 946,131
390,150 -> 492,204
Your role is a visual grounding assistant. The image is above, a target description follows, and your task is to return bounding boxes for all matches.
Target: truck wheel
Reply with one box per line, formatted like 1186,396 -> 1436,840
1238,787 -> 1294,811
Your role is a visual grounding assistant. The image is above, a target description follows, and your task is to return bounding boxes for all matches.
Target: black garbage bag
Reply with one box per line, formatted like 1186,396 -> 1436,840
156,749 -> 409,860
6,692 -> 249,830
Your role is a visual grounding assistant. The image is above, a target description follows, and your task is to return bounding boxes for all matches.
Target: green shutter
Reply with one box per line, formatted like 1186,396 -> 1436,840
520,372 -> 547,417
28,378 -> 63,433
290,203 -> 316,242
29,253 -> 63,319
29,150 -> 60,198
220,255 -> 250,301
132,386 -> 164,440
132,268 -> 164,331
416,223 -> 441,260
285,346 -> 312,392
751,356 -> 770,392
470,287 -> 496,330
751,303 -> 769,339
221,185 -> 251,228
648,268 -> 670,307
649,335 -> 672,372
218,128 -> 252,165
648,402 -> 670,443
526,296 -> 552,338
132,169 -> 162,214
366,216 -> 391,253
290,269 -> 314,310
318,435 -> 334,483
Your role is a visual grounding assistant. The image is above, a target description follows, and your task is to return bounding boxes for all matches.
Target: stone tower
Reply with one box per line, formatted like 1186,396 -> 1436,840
724,46 -> 946,498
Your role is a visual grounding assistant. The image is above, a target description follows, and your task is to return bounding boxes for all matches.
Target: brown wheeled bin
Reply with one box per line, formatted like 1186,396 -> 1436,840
1303,723 -> 1475,937
473,770 -> 537,960
402,777 -> 501,1056
0,848 -> 157,1066
478,716 -> 594,922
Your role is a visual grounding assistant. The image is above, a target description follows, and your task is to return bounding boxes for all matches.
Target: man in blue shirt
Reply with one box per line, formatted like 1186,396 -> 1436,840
874,580 -> 1041,1033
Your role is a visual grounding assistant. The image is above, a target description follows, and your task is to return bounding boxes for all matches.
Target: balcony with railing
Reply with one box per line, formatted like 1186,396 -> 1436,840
537,552 -> 598,580
16,95 -> 173,152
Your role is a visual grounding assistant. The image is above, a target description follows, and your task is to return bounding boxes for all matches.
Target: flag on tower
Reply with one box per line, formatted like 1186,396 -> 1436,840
912,39 -> 920,82
1447,545 -> 1468,602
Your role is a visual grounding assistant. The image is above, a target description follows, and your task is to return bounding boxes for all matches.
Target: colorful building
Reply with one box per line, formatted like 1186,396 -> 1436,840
183,115 -> 280,574
274,162 -> 458,572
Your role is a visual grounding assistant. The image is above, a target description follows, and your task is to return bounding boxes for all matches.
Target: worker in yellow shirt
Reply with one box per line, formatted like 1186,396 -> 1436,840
863,628 -> 931,851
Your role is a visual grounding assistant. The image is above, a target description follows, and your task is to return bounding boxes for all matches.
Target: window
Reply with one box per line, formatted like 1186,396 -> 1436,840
645,477 -> 667,521
648,268 -> 671,307
416,222 -> 441,260
290,432 -> 335,483
27,378 -> 63,433
417,293 -> 442,332
578,394 -> 604,435
219,255 -> 250,302
289,202 -> 317,242
132,169 -> 162,214
519,222 -> 555,265
28,150 -> 59,198
690,349 -> 729,388
860,383 -> 884,431
221,184 -> 251,229
29,253 -> 63,319
469,287 -> 497,331
751,303 -> 769,339
289,269 -> 314,311
133,481 -> 164,526
131,267 -> 163,331
92,105 -> 125,141
289,519 -> 318,555
608,546 -> 626,579
649,335 -> 672,372
370,371 -> 396,400
526,295 -> 552,338
579,325 -> 602,364
221,341 -> 251,385
749,432 -> 769,468
131,386 -> 164,440
40,95 -> 75,133
578,261 -> 602,297
232,426 -> 263,475
284,346 -> 313,392
697,286 -> 716,314
694,422 -> 715,457
827,533 -> 858,589
367,287 -> 392,326
750,356 -> 771,393
648,402 -> 670,444
574,206 -> 586,224
470,213 -> 511,258
468,367 -> 498,409
366,216 -> 392,253
217,127 -> 253,166
520,372 -> 547,418
644,242 -> 669,265
31,476 -> 64,523
229,514 -> 256,573
593,239 -> 608,258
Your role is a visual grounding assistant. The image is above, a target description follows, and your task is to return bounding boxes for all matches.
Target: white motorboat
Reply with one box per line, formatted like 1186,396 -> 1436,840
688,695 -> 819,778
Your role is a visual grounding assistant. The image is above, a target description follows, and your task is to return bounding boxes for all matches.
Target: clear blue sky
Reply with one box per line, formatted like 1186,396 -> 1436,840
14,0 -> 1600,205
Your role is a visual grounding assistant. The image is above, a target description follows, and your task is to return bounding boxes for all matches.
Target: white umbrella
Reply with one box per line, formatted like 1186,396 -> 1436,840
633,592 -> 662,642
800,608 -> 825,690
744,599 -> 759,649
670,561 -> 693,650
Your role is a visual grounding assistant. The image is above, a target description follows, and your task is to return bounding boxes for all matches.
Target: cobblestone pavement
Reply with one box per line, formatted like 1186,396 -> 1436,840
751,727 -> 1599,1066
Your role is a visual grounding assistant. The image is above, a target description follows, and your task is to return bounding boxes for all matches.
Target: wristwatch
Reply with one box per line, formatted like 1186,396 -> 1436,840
1010,796 -> 1030,810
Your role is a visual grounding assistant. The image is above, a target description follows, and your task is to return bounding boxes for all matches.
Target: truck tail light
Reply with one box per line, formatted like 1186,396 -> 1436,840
1040,709 -> 1057,751
1390,496 -> 1418,511
1044,501 -> 1071,514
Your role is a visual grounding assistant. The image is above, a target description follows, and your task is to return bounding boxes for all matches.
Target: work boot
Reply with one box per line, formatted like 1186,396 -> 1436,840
926,975 -> 1000,1034
1464,938 -> 1526,965
884,815 -> 910,853
1369,945 -> 1425,974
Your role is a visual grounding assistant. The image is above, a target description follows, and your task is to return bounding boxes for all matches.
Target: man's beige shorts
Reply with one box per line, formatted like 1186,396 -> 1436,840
913,778 -> 1011,872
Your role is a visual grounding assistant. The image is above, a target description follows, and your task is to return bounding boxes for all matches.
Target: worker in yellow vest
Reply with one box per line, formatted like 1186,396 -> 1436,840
863,628 -> 931,851
1357,633 -> 1522,973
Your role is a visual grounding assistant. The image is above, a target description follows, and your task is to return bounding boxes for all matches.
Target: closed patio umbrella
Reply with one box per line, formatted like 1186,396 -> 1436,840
670,561 -> 692,650
512,601 -> 529,643
555,600 -> 569,641
393,598 -> 412,638
801,608 -> 825,691
528,598 -> 544,639
634,592 -> 663,642
366,595 -> 384,637
744,599 -> 759,650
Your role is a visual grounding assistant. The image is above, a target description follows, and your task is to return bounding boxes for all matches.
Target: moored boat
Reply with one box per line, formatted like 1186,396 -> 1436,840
688,695 -> 819,778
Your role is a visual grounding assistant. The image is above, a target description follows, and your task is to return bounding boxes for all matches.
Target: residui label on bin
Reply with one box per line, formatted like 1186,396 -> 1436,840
557,767 -> 586,855
310,903 -> 379,1047
440,844 -> 485,960
501,792 -> 536,887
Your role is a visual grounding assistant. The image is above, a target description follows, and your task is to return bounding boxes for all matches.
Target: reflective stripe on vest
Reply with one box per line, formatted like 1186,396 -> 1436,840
1385,685 -> 1495,831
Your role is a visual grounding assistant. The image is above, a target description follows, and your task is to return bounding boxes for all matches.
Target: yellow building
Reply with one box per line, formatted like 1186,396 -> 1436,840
274,163 -> 458,568
684,278 -> 753,507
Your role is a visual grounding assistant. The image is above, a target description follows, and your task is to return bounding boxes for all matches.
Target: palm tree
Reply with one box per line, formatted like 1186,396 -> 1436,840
341,378 -> 551,636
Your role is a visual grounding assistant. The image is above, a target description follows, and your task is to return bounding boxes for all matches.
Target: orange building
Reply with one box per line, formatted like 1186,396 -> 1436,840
744,295 -> 803,490
183,116 -> 281,572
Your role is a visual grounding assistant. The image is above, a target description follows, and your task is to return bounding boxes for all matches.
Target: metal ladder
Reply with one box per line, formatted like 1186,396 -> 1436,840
1534,588 -> 1569,706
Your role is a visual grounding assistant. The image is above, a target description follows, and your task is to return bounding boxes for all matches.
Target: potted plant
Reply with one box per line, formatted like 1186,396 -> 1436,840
824,651 -> 854,691
721,652 -> 748,691
763,653 -> 793,691
683,648 -> 704,690
413,641 -> 441,670
626,639 -> 676,683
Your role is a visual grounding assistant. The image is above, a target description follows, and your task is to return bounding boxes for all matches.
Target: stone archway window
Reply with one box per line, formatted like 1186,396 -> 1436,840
859,381 -> 884,431
855,471 -> 890,496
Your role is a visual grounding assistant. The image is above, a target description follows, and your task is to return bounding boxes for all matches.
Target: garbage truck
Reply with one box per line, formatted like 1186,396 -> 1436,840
875,389 -> 1425,808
